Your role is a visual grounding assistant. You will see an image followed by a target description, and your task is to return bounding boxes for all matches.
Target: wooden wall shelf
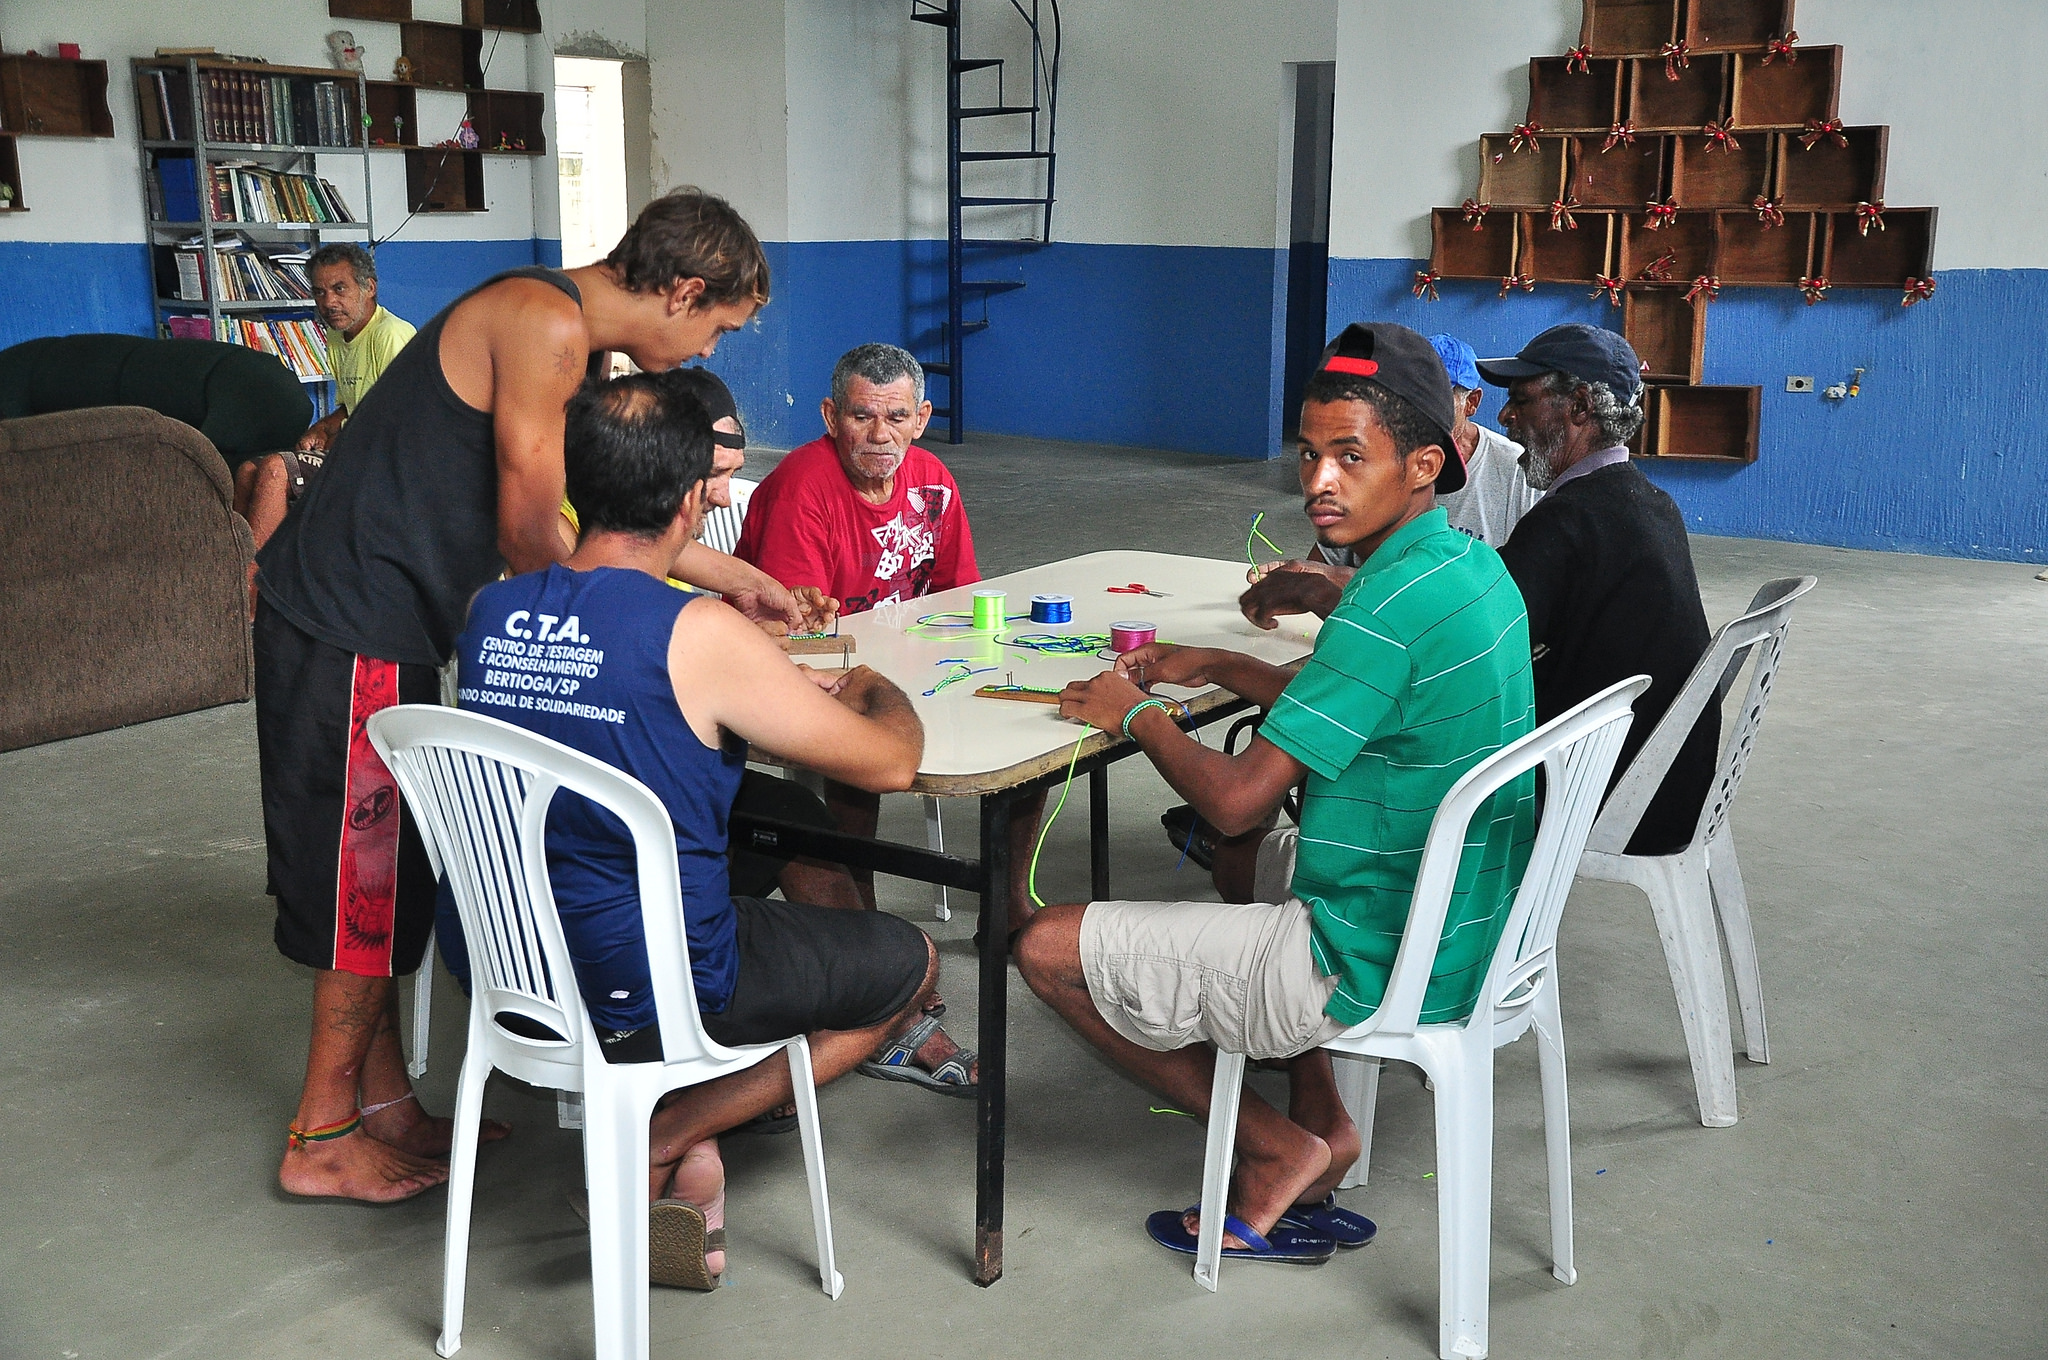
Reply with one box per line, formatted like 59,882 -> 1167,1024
1517,211 -> 1616,283
1569,133 -> 1668,207
0,55 -> 114,137
1669,130 -> 1771,206
1528,57 -> 1624,131
1774,125 -> 1885,207
463,0 -> 544,33
1477,134 -> 1568,206
1640,385 -> 1760,462
330,0 -> 413,20
1714,209 -> 1818,284
0,132 -> 24,210
1430,209 -> 1517,278
365,80 -> 416,147
1580,0 -> 1681,58
1624,286 -> 1707,384
405,144 -> 484,212
1686,0 -> 1794,51
400,21 -> 485,92
1730,46 -> 1840,128
1629,53 -> 1730,130
1621,209 -> 1715,281
468,89 -> 545,155
1824,207 -> 1935,286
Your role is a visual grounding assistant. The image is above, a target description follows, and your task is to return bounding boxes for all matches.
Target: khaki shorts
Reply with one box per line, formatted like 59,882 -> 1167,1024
1079,829 -> 1344,1061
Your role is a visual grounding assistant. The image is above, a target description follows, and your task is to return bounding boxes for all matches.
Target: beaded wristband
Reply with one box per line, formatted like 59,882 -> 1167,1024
1121,698 -> 1173,740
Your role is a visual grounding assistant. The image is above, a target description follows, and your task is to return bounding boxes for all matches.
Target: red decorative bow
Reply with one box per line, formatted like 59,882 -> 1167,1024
1799,275 -> 1831,305
1508,121 -> 1544,153
1902,277 -> 1937,307
1661,39 -> 1691,81
1800,118 -> 1848,150
1762,31 -> 1800,65
1412,269 -> 1441,302
1857,201 -> 1887,236
1684,274 -> 1721,304
1643,197 -> 1681,231
1602,121 -> 1637,152
1550,197 -> 1579,232
1638,250 -> 1678,282
1703,121 -> 1741,153
1592,274 -> 1625,306
1498,273 -> 1535,298
1565,45 -> 1592,74
1462,198 -> 1491,229
1754,195 -> 1785,228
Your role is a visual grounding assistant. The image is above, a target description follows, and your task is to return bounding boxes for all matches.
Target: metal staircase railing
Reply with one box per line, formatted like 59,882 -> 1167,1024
910,0 -> 1061,444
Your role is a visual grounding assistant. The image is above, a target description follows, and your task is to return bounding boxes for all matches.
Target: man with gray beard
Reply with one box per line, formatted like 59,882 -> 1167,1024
1481,324 -> 1718,854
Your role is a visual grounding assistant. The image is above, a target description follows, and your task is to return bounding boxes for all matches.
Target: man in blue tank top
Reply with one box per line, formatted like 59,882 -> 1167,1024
449,370 -> 940,1288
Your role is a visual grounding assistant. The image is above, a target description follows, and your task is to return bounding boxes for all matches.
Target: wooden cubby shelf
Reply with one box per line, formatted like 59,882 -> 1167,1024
1670,129 -> 1771,206
0,54 -> 114,137
329,0 -> 414,20
1824,207 -> 1936,286
0,132 -> 24,210
1569,133 -> 1669,207
1621,208 -> 1716,281
1730,46 -> 1841,128
463,0 -> 544,33
1714,209 -> 1819,284
468,89 -> 545,155
1430,209 -> 1518,279
400,21 -> 485,92
405,145 -> 484,212
1774,125 -> 1885,208
1623,286 -> 1707,385
1639,385 -> 1760,463
1580,0 -> 1681,58
1528,57 -> 1625,131
1629,52 -> 1731,131
1477,134 -> 1568,207
1686,0 -> 1793,51
1517,211 -> 1617,284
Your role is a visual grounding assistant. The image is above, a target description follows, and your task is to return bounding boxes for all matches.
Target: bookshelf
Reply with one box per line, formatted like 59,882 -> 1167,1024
131,57 -> 377,394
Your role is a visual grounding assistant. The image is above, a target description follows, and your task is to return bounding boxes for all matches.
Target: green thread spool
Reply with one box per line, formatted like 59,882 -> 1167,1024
972,589 -> 1007,631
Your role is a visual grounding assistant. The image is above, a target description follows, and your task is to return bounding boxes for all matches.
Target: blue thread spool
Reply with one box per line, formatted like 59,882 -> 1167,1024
972,589 -> 1008,631
1030,593 -> 1073,625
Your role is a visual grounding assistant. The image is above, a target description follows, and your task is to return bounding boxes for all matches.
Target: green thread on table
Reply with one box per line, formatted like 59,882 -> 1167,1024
1027,731 -> 1089,909
1247,510 -> 1287,567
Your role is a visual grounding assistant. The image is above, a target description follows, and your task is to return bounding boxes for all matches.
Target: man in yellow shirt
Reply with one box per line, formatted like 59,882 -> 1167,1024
233,244 -> 415,556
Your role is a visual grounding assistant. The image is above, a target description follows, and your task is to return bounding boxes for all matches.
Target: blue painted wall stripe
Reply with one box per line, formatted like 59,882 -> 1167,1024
1325,258 -> 2047,562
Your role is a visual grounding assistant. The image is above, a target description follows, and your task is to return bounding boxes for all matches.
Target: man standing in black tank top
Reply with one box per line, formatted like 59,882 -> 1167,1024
253,188 -> 789,1203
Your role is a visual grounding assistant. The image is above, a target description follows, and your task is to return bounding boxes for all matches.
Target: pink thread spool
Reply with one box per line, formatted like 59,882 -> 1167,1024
1110,620 -> 1157,652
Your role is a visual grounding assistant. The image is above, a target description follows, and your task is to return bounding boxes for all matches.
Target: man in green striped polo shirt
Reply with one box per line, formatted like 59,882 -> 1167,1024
1016,322 -> 1536,1264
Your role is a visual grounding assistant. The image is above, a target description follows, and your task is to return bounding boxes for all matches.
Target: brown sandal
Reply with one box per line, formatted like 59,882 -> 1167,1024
649,1198 -> 724,1290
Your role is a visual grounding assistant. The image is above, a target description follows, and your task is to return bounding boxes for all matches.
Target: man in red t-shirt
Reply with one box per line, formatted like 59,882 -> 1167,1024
735,343 -> 979,613
735,344 -> 1039,1092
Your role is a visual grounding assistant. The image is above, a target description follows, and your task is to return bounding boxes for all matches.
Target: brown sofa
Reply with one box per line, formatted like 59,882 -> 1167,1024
0,407 -> 255,751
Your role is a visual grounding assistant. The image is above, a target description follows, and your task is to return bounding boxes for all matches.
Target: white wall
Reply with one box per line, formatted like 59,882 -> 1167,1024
645,0 -> 1337,249
1330,0 -> 2048,270
0,0 -> 642,248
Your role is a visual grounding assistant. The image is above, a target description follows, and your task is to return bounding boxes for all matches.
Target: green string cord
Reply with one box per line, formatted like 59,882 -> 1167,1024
1247,510 -> 1287,567
1027,731 -> 1089,909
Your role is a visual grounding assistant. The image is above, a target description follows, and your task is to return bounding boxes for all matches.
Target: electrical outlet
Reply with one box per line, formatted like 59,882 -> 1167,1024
1785,376 -> 1814,393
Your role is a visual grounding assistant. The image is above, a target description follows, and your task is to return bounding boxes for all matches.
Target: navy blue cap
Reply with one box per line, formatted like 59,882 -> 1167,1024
1477,323 -> 1645,405
1428,334 -> 1481,391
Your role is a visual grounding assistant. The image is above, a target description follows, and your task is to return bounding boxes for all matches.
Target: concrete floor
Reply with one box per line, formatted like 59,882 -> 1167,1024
3,433 -> 2045,1359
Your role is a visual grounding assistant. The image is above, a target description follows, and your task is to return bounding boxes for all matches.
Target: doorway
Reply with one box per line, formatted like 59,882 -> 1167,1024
1280,62 -> 1335,437
555,56 -> 628,269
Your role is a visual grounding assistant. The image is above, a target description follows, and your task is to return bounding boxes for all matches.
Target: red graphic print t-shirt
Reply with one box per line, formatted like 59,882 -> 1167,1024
734,436 -> 980,614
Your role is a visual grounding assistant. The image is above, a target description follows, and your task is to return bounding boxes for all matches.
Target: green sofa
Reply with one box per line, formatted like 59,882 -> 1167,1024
0,333 -> 311,465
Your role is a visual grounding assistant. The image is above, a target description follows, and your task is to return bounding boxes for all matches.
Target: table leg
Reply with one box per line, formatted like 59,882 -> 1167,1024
974,791 -> 1014,1286
1088,764 -> 1110,901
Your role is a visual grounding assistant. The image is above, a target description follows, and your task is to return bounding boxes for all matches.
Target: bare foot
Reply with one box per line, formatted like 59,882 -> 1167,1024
668,1139 -> 727,1279
1184,1124 -> 1331,1249
362,1095 -> 512,1159
279,1127 -> 450,1203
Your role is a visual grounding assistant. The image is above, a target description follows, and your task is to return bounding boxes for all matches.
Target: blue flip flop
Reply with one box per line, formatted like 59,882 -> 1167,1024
1145,1206 -> 1336,1263
1279,1193 -> 1378,1249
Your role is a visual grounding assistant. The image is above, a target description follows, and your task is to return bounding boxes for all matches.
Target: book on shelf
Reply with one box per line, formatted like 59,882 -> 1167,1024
136,65 -> 360,148
154,233 -> 318,304
150,156 -> 355,225
161,312 -> 331,382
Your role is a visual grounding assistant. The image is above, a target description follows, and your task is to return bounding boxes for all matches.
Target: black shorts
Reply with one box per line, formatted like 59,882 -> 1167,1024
255,598 -> 439,977
601,897 -> 928,1062
726,769 -> 836,898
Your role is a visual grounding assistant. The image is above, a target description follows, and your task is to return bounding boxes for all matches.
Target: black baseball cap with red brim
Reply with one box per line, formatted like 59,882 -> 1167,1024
1313,322 -> 1467,493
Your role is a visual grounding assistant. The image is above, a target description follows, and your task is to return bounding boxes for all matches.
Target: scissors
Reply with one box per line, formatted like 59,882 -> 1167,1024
1106,582 -> 1170,597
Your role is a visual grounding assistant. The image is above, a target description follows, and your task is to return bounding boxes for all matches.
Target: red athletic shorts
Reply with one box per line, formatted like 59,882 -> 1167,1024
254,599 -> 438,977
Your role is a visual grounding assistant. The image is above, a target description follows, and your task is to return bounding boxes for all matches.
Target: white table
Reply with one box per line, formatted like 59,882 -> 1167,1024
730,550 -> 1320,1286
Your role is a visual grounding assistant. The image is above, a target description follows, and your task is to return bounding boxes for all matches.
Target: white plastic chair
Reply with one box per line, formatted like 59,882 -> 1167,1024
367,704 -> 843,1360
1577,576 -> 1816,1128
698,476 -> 756,556
1193,676 -> 1648,1360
